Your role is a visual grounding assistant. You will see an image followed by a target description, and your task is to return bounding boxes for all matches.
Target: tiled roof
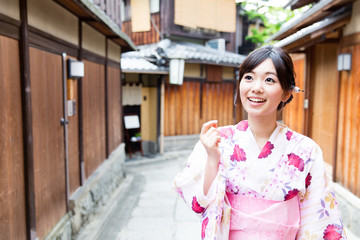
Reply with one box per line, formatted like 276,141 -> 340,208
122,39 -> 246,69
121,51 -> 169,74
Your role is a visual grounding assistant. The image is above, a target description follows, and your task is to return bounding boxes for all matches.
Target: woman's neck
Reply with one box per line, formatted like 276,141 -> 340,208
248,115 -> 277,148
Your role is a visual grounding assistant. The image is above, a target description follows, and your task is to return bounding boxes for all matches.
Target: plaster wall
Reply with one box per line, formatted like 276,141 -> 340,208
0,0 -> 19,20
108,40 -> 121,63
344,0 -> 360,36
27,0 -> 78,45
82,23 -> 106,57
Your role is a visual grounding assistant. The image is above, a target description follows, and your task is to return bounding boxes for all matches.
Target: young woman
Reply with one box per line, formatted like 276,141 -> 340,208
174,46 -> 346,239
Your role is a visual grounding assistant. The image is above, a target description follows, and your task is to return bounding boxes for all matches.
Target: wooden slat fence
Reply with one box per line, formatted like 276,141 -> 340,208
309,44 -> 339,167
107,66 -> 122,153
336,44 -> 360,197
0,35 -> 27,240
122,12 -> 161,45
82,60 -> 106,178
164,80 -> 235,136
282,53 -> 306,134
30,47 -> 66,239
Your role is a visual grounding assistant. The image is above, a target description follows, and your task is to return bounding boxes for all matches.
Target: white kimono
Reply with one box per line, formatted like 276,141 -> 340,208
174,120 -> 346,240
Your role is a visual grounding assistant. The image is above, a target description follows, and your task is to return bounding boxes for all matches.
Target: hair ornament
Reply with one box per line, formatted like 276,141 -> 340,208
293,86 -> 304,93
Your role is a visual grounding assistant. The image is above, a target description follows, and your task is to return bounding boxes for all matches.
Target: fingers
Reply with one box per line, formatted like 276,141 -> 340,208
200,120 -> 221,148
200,120 -> 218,136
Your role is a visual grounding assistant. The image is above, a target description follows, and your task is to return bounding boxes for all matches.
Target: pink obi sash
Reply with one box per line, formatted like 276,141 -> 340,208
226,192 -> 300,240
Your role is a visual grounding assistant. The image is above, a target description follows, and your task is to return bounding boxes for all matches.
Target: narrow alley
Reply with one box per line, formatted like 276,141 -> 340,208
76,150 -> 201,240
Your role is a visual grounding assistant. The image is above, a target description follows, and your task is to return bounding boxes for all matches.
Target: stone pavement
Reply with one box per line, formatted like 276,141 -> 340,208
76,150 -> 360,240
76,150 -> 201,240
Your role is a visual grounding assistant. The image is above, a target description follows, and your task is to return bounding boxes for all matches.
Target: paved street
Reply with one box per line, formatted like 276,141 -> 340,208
89,151 -> 201,240
77,150 -> 360,240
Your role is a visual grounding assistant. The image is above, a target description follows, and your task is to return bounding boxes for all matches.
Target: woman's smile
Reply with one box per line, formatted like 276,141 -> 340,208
240,58 -> 286,118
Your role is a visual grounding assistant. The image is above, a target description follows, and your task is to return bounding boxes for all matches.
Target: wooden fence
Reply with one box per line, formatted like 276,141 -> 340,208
0,32 -> 124,238
0,35 -> 27,240
283,42 -> 360,198
164,80 -> 235,136
282,53 -> 306,134
336,43 -> 360,197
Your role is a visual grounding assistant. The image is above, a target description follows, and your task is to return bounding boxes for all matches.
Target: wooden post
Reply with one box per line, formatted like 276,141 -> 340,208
105,38 -> 109,157
78,19 -> 85,185
160,78 -> 165,154
19,0 -> 37,239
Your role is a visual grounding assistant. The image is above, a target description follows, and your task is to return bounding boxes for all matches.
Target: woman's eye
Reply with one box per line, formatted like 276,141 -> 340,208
265,78 -> 275,83
244,75 -> 252,80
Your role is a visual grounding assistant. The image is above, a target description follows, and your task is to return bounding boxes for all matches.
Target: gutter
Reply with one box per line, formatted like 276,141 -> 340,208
267,0 -> 335,42
79,0 -> 137,51
274,7 -> 351,48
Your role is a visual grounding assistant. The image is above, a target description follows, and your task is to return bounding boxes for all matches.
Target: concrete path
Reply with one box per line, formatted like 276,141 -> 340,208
77,150 -> 359,240
92,151 -> 201,240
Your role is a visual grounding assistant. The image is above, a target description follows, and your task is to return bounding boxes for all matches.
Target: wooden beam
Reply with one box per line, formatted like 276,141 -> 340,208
343,32 -> 360,46
19,0 -> 37,239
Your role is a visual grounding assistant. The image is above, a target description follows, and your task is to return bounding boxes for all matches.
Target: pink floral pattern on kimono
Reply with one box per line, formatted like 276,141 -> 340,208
174,121 -> 346,240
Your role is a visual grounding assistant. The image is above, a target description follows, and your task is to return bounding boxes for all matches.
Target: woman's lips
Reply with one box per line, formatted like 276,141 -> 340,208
248,97 -> 266,103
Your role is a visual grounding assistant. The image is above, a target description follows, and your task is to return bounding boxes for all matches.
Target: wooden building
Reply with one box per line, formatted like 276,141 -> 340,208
0,0 -> 135,239
120,0 -> 246,154
268,0 -> 360,236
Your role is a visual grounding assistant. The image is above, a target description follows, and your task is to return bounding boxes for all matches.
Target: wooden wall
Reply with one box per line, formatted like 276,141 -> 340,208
164,80 -> 235,136
282,53 -> 306,134
309,43 -> 339,166
67,75 -> 80,195
82,60 -> 106,178
336,43 -> 360,197
0,35 -> 27,240
107,66 -> 122,153
122,12 -> 160,45
30,47 -> 66,238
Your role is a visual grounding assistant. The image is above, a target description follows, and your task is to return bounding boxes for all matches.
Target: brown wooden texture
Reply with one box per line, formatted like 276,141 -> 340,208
309,44 -> 338,166
0,35 -> 27,240
164,81 -> 234,136
207,65 -> 223,82
66,73 -> 80,195
122,12 -> 160,45
282,53 -> 306,134
107,66 -> 122,153
30,47 -> 66,238
336,43 -> 360,197
82,60 -> 106,178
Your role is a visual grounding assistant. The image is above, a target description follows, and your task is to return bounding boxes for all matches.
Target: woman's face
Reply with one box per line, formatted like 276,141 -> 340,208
239,58 -> 289,118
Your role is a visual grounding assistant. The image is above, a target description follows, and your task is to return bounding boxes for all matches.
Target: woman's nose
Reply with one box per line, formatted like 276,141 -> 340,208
251,79 -> 264,93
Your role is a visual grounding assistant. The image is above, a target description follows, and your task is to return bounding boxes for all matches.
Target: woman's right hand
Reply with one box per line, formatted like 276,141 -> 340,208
200,120 -> 221,166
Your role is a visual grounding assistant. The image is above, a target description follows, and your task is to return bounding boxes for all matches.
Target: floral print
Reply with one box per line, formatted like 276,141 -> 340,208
286,130 -> 293,141
201,217 -> 209,239
258,141 -> 274,158
305,173 -> 312,188
323,224 -> 343,240
236,120 -> 248,131
174,121 -> 346,239
192,196 -> 205,213
284,189 -> 299,200
230,145 -> 246,162
219,127 -> 235,139
287,153 -> 305,171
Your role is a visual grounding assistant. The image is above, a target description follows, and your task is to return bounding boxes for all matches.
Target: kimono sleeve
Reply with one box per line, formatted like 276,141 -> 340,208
174,140 -> 220,216
297,144 -> 346,240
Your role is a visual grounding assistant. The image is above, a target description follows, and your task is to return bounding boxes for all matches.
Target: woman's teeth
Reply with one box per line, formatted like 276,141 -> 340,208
249,98 -> 266,103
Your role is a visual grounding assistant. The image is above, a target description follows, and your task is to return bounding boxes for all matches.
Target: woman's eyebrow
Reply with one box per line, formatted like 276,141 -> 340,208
265,71 -> 278,77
